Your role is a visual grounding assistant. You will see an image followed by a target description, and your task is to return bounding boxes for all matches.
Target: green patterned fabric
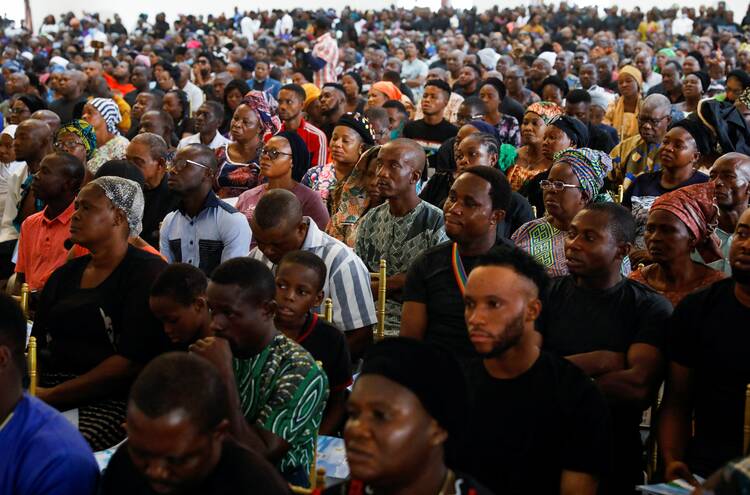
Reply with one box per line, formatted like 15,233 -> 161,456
232,334 -> 328,478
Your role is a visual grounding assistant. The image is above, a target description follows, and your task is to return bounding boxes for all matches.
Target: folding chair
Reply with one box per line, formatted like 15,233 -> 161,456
370,259 -> 387,341
26,336 -> 37,397
318,298 -> 333,323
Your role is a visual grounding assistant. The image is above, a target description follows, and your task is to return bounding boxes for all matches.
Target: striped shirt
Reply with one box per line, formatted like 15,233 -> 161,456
312,32 -> 339,87
249,217 -> 377,332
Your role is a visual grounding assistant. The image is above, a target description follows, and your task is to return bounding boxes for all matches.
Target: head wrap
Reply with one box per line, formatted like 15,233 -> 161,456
371,81 -> 403,102
275,130 -> 311,182
480,77 -> 506,100
89,176 -> 144,237
468,119 -> 501,141
657,48 -> 677,58
618,65 -> 643,87
541,75 -> 569,97
301,83 -> 321,108
525,101 -> 563,125
538,51 -> 557,71
335,112 -> 375,145
689,70 -> 711,94
360,338 -> 467,438
553,147 -> 613,201
89,97 -> 122,134
669,118 -> 713,155
344,71 -> 363,93
56,119 -> 97,160
241,90 -> 281,136
651,181 -> 722,263
2,60 -> 23,73
695,99 -> 750,155
589,91 -> 611,111
1,125 -> 17,138
16,95 -> 47,114
550,115 -> 589,147
739,87 -> 750,107
134,54 -> 151,67
477,48 -> 500,70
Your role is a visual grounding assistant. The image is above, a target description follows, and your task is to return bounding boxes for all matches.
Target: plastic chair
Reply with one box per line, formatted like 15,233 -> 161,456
370,259 -> 387,341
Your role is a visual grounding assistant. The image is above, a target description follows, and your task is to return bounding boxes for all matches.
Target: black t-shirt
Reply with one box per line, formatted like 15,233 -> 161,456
538,276 -> 672,489
623,170 -> 710,208
402,119 -> 458,170
142,175 -> 182,248
323,471 -> 495,495
101,440 -> 291,495
49,96 -> 87,123
588,123 -> 616,154
666,278 -> 750,476
296,313 -> 352,392
460,352 -> 612,495
403,239 -> 513,360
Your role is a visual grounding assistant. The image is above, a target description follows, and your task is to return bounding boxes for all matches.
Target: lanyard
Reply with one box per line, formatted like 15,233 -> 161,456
451,242 -> 468,296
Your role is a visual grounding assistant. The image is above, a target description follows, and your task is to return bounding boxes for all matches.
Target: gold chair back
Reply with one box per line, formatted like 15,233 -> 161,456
370,259 -> 387,341
11,282 -> 30,320
617,184 -> 624,204
531,205 -> 538,218
27,336 -> 37,397
317,298 -> 333,323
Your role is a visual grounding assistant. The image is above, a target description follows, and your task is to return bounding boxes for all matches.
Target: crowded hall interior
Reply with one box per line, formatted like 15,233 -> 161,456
5,2 -> 750,494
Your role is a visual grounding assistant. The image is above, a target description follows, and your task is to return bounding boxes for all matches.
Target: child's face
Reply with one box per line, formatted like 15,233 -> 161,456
0,134 -> 15,164
274,263 -> 324,329
149,295 -> 205,345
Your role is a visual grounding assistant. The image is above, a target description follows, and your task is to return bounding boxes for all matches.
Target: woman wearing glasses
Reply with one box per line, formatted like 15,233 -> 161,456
236,131 -> 330,229
53,120 -> 97,183
512,148 -> 613,276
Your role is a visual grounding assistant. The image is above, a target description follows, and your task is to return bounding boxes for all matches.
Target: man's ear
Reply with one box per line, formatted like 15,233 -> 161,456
313,289 -> 325,308
490,208 -> 506,226
617,241 -> 633,260
427,418 -> 449,447
262,299 -> 277,320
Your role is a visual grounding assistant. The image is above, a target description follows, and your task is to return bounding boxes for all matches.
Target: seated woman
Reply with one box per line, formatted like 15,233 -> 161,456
220,79 -> 251,135
629,181 -> 726,307
512,148 -> 612,276
478,77 -> 520,146
341,71 -> 367,114
302,112 -> 375,206
327,146 -> 384,247
366,81 -> 403,110
674,71 -> 710,115
506,102 -> 563,191
8,94 -> 47,125
32,176 -> 168,451
324,338 -> 491,495
162,89 -> 195,140
215,91 -> 280,199
82,98 -> 130,175
603,65 -> 642,142
53,120 -> 97,183
236,131 -> 330,229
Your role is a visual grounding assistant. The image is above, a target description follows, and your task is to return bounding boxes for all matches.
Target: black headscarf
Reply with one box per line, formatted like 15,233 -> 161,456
276,130 -> 311,182
335,112 -> 375,146
550,115 -> 589,147
694,99 -> 750,155
669,118 -> 714,155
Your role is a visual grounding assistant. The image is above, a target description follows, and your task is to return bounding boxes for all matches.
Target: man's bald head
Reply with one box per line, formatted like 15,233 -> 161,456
31,110 -> 61,135
6,72 -> 30,95
711,152 -> 750,210
427,67 -> 449,82
383,138 -> 426,173
641,93 -> 671,113
214,72 -> 233,85
14,119 -> 53,162
713,152 -> 750,176
253,189 -> 303,230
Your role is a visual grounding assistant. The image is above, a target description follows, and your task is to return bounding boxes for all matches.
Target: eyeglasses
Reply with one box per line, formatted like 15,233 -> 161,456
539,180 -> 583,192
637,115 -> 669,127
54,139 -> 85,151
167,158 -> 210,173
260,148 -> 293,160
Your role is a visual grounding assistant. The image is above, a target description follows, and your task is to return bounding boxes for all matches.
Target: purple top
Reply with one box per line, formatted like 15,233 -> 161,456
236,182 -> 331,230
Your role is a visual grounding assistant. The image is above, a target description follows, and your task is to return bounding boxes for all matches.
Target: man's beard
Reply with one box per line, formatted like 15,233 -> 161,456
475,311 -> 525,359
732,265 -> 750,285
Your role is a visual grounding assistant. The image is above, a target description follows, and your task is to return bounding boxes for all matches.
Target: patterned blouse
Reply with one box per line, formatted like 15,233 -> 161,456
511,216 -> 569,277
494,114 -> 521,147
214,144 -> 261,199
301,162 -> 337,203
87,135 -> 129,174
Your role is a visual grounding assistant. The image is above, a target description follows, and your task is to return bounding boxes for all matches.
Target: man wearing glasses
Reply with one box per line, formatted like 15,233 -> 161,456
609,94 -> 673,189
159,144 -> 251,275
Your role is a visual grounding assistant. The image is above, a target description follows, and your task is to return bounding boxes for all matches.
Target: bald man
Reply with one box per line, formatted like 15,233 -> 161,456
354,139 -> 447,337
30,110 -> 62,136
1,72 -> 31,117
49,70 -> 88,123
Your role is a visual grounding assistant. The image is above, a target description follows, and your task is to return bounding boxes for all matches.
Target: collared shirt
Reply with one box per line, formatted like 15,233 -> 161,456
401,58 -> 429,100
160,191 -> 252,275
177,131 -> 232,151
249,217 -> 377,331
15,202 -> 76,291
269,119 -> 328,168
0,163 -> 28,243
312,32 -> 339,87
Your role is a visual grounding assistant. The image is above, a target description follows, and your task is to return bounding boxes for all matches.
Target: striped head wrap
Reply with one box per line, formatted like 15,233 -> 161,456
241,90 -> 281,136
553,147 -> 613,201
56,119 -> 97,160
738,87 -> 750,108
89,97 -> 122,134
525,101 -> 563,125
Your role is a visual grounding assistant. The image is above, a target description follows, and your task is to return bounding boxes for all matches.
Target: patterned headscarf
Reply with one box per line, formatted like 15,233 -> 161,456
737,87 -> 750,107
89,176 -> 144,237
371,81 -> 403,101
56,119 -> 97,160
336,112 -> 375,145
553,148 -> 613,201
650,181 -> 722,263
89,97 -> 122,135
525,102 -> 563,125
241,90 -> 281,136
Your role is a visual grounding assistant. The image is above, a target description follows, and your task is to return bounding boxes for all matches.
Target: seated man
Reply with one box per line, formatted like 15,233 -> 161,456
100,352 -> 290,494
160,144 -> 251,275
249,190 -> 377,358
15,152 -> 85,292
149,263 -> 213,349
0,294 -> 99,495
402,80 -> 458,170
538,203 -> 672,494
274,250 -> 352,435
355,139 -> 447,336
659,208 -> 750,481
401,167 -> 512,361
191,258 -> 329,487
461,246 -> 612,494
177,101 -> 230,150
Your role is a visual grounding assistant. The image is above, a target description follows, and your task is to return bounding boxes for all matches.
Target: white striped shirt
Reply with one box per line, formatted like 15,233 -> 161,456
249,218 -> 377,332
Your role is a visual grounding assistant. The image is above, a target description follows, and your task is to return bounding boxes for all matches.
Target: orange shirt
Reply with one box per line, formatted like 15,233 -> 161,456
15,203 -> 76,291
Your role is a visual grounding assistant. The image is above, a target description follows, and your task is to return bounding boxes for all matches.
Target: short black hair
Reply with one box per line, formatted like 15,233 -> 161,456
364,107 -> 389,126
475,246 -> 550,295
279,250 -> 327,291
95,159 -> 146,187
460,165 -> 511,211
280,83 -> 306,102
151,263 -> 208,306
463,63 -> 483,78
566,89 -> 592,105
382,99 -> 408,116
461,96 -> 488,117
130,352 -> 228,432
0,293 -> 27,374
210,258 -> 276,305
202,100 -> 225,122
46,151 -> 85,191
542,75 -> 569,97
479,77 -> 506,101
425,79 -> 452,97
582,203 -> 636,244
253,189 -> 303,230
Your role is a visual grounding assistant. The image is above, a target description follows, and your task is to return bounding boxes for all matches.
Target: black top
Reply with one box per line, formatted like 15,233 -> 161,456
538,276 -> 672,488
49,96 -> 87,123
647,83 -> 686,104
32,246 -> 169,378
459,352 -> 612,495
402,119 -> 458,170
501,96 -> 525,126
623,170 -> 709,208
666,278 -> 750,476
323,471 -> 495,495
142,174 -> 181,248
101,440 -> 291,495
296,313 -> 352,392
403,239 -> 513,360
588,122 -> 616,153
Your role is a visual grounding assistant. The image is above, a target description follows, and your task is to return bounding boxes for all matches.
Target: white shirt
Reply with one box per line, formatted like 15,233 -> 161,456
274,14 -> 293,36
0,163 -> 28,244
0,161 -> 25,226
177,131 -> 232,151
642,72 -> 663,94
181,80 -> 205,116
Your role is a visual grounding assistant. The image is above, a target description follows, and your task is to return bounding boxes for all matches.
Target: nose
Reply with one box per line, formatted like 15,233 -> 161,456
466,307 -> 485,326
145,459 -> 169,481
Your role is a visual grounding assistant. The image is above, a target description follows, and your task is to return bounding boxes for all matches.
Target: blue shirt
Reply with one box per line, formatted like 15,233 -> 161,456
160,191 -> 252,275
0,394 -> 99,495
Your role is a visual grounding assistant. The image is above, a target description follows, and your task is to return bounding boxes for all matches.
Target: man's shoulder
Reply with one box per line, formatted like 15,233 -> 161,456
414,240 -> 452,261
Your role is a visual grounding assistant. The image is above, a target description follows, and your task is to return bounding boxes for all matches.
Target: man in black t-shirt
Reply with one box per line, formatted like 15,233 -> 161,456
538,203 -> 672,494
401,167 -> 512,360
402,79 -> 458,171
460,246 -> 612,495
659,208 -> 750,481
101,353 -> 289,495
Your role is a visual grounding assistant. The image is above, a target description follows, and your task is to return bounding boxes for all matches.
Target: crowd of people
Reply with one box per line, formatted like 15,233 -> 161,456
2,2 -> 750,494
